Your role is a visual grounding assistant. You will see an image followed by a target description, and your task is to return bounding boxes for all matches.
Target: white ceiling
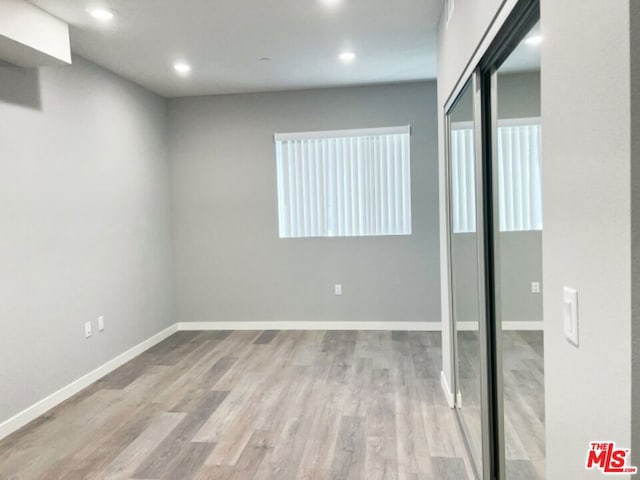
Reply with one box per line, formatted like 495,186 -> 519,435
30,0 -> 443,98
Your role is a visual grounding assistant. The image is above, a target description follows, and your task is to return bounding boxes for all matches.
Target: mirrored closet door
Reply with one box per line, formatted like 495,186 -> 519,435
446,77 -> 489,479
489,18 -> 544,480
445,1 -> 543,479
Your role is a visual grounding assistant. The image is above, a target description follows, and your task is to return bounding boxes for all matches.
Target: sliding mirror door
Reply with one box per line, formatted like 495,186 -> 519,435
445,5 -> 542,478
490,19 -> 544,480
447,78 -> 487,477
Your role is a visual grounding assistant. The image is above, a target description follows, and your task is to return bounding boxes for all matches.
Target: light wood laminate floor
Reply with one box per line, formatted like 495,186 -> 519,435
0,330 -> 474,480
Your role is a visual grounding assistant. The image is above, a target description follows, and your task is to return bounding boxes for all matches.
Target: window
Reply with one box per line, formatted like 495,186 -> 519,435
274,126 -> 411,238
451,118 -> 542,233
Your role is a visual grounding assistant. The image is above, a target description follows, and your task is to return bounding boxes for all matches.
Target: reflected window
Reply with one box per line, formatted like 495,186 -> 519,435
451,118 -> 542,233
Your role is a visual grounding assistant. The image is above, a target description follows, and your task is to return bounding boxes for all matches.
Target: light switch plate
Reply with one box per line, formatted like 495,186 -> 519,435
84,321 -> 92,339
563,287 -> 578,347
98,316 -> 104,332
531,281 -> 541,294
334,284 -> 342,296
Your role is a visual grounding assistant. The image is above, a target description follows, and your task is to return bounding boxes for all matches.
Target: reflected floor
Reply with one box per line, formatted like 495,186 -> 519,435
457,330 -> 545,479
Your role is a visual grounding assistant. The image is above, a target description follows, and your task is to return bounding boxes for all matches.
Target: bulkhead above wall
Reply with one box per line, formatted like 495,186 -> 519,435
0,0 -> 71,68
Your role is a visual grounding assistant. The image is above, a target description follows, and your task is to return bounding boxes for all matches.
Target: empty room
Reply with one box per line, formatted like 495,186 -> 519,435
1,0 -> 639,479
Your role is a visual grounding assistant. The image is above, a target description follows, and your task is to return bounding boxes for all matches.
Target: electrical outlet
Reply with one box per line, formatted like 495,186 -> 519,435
334,284 -> 343,296
84,321 -> 93,338
531,281 -> 541,294
98,316 -> 104,332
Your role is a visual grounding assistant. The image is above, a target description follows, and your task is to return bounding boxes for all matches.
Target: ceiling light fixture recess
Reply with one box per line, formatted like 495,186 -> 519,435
173,62 -> 192,76
339,51 -> 356,63
88,8 -> 114,22
525,34 -> 543,45
319,0 -> 342,7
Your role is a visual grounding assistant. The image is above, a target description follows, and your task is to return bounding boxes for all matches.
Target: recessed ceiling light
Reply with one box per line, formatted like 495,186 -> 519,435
319,0 -> 342,7
173,62 -> 192,76
339,51 -> 356,63
525,35 -> 543,46
259,57 -> 272,62
88,8 -> 114,22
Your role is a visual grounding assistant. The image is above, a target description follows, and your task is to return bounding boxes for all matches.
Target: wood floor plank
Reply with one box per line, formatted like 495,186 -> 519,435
331,416 -> 366,480
365,404 -> 399,480
162,441 -> 215,480
254,330 -> 279,344
431,456 -> 468,479
132,390 -> 227,478
42,401 -> 159,480
96,411 -> 186,480
132,414 -> 211,478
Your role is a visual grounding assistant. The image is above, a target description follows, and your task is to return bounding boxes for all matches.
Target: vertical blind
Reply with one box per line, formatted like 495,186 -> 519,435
274,126 -> 411,238
451,118 -> 542,233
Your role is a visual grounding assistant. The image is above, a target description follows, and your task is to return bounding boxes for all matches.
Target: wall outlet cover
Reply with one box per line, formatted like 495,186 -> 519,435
334,284 -> 342,296
84,321 -> 92,339
98,316 -> 104,332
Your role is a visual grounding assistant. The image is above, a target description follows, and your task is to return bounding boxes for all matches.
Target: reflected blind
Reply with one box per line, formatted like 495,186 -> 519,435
450,124 -> 477,233
496,120 -> 542,231
274,126 -> 411,238
451,118 -> 542,233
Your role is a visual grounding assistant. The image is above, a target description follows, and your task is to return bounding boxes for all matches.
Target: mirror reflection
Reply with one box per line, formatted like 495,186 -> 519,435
495,20 -> 545,480
447,80 -> 483,474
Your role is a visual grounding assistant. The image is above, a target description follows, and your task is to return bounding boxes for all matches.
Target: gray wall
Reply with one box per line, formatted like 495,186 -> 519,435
168,82 -> 441,325
541,0 -> 638,478
541,1 -> 632,478
0,56 -> 174,424
439,1 -> 635,477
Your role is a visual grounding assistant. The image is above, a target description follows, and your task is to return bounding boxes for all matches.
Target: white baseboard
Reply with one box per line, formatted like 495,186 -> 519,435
503,321 -> 544,331
456,321 -> 543,331
0,323 -> 178,442
455,321 -> 478,331
177,321 -> 442,331
440,370 -> 455,408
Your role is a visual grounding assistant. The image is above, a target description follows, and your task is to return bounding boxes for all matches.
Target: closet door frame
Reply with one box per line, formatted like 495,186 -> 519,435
444,1 -> 540,478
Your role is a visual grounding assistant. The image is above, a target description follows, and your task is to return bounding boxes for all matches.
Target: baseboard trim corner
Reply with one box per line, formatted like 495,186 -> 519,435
0,323 -> 178,442
456,321 -> 543,332
502,321 -> 544,331
440,370 -> 455,408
